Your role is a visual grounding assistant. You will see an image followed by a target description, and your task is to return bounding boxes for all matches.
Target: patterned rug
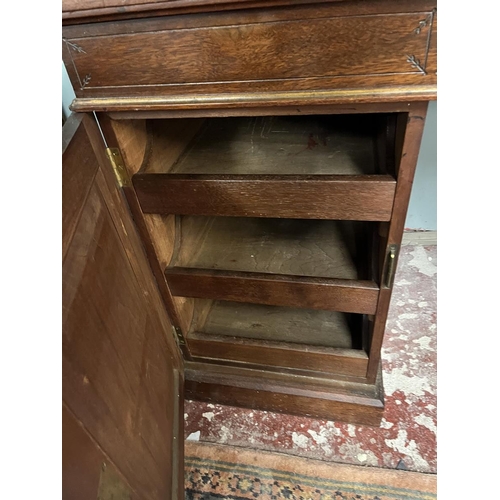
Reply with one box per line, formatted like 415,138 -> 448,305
185,442 -> 437,500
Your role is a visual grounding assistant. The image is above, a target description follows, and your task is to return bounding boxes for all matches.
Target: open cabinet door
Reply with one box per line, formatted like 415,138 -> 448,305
62,113 -> 184,500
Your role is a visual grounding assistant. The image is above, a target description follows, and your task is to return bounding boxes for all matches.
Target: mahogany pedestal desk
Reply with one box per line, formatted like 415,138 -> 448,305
62,1 -> 437,498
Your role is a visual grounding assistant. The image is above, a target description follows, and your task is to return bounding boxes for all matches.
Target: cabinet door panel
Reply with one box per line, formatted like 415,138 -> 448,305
62,114 -> 184,500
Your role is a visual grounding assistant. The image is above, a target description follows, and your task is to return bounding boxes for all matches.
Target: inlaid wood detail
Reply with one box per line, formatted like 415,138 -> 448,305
406,55 -> 427,75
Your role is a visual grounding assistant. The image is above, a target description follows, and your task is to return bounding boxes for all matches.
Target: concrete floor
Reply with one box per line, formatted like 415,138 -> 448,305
184,244 -> 437,473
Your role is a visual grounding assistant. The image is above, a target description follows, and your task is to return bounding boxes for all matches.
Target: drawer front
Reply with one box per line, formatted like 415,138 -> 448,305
63,3 -> 437,103
166,268 -> 380,315
132,174 -> 397,221
187,332 -> 369,378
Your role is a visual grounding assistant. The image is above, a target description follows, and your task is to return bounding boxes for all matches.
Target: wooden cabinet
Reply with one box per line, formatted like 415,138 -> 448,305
62,1 -> 436,497
92,103 -> 428,426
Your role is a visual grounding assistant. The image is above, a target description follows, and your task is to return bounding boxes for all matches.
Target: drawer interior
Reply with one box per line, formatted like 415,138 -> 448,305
169,216 -> 374,280
139,114 -> 392,176
131,113 -> 398,221
191,300 -> 362,349
164,216 -> 380,316
185,299 -> 369,377
106,111 -> 400,378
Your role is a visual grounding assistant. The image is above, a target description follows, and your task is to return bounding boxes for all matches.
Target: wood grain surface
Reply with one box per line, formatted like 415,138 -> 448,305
185,361 -> 384,425
166,268 -> 379,314
190,300 -> 362,349
61,0 -> 434,431
97,113 -> 194,353
65,14 -> 431,88
133,114 -> 396,220
63,115 -> 184,500
366,102 -> 429,382
63,0 -> 437,24
63,1 -> 436,107
104,101 -> 424,120
62,114 -> 99,260
134,173 -> 396,220
63,405 -> 135,500
169,216 -> 380,314
140,119 -> 205,174
161,115 -> 380,176
172,217 -> 371,280
188,332 -> 368,377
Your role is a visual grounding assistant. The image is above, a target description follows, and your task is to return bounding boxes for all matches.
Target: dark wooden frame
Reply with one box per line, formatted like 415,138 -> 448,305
63,0 -> 435,428
93,100 -> 428,422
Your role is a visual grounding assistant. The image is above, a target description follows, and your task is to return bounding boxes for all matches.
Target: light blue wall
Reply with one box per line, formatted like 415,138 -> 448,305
62,62 -> 75,119
62,65 -> 436,230
405,101 -> 437,230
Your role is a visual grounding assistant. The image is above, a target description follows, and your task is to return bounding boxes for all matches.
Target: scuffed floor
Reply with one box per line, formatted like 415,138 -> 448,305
184,244 -> 437,473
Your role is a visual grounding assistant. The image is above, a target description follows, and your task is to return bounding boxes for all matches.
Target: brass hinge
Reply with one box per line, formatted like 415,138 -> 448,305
172,325 -> 186,347
383,244 -> 400,289
105,148 -> 131,188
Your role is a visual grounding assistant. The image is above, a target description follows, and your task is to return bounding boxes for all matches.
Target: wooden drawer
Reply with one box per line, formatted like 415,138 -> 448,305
186,300 -> 370,377
135,175 -> 395,220
132,114 -> 397,221
165,217 -> 380,315
62,1 -> 437,106
135,174 -> 395,220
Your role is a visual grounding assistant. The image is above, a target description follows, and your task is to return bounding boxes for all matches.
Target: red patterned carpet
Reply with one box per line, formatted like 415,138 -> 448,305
185,245 -> 437,474
185,442 -> 437,499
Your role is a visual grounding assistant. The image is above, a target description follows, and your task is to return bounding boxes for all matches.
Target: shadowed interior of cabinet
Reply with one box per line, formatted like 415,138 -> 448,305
168,217 -> 372,352
140,115 -> 383,175
171,217 -> 372,279
189,300 -> 364,350
108,118 -> 198,333
109,114 -> 388,364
